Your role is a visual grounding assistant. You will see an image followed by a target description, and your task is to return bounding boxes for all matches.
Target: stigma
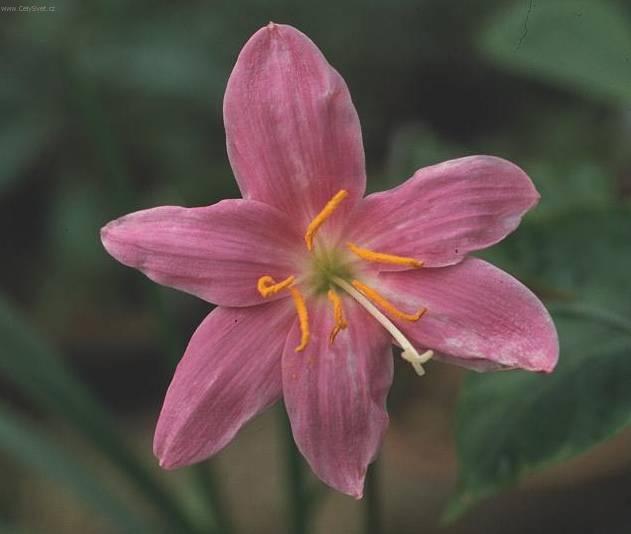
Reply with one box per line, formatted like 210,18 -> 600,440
255,189 -> 432,375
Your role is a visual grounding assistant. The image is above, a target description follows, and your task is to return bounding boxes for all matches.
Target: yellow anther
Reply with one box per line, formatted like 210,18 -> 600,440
304,189 -> 349,251
256,275 -> 309,351
347,242 -> 423,268
327,288 -> 348,344
289,287 -> 310,352
351,280 -> 426,322
257,275 -> 295,297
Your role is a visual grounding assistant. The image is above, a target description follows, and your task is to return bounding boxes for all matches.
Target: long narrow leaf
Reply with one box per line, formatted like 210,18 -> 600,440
0,296 -> 198,533
0,406 -> 147,533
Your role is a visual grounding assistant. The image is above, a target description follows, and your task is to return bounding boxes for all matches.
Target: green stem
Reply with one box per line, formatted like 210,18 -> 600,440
153,294 -> 232,534
363,460 -> 382,534
189,464 -> 234,534
279,405 -> 308,534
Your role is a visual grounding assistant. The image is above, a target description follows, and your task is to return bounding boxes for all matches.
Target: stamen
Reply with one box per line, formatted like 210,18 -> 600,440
332,276 -> 433,375
327,288 -> 348,343
256,275 -> 309,351
351,280 -> 426,322
289,286 -> 310,352
304,190 -> 349,251
257,275 -> 295,297
347,242 -> 423,268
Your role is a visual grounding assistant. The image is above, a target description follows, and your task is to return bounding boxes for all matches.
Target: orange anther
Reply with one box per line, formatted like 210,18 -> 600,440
351,280 -> 426,322
304,190 -> 348,251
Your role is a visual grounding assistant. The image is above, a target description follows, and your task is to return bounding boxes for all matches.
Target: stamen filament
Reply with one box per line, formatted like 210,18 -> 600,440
347,242 -> 423,268
304,190 -> 348,251
289,286 -> 310,352
351,280 -> 426,322
332,276 -> 433,376
257,275 -> 295,297
327,288 -> 348,344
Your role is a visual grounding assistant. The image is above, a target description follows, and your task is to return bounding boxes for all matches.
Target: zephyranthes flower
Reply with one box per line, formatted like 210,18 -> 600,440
101,23 -> 558,498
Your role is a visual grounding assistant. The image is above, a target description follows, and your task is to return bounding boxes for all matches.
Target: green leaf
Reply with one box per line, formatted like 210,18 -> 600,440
488,207 -> 631,317
480,0 -> 631,103
75,26 -> 224,100
0,296 -> 199,533
0,518 -> 44,534
49,179 -> 110,275
384,124 -> 465,188
450,319 -> 631,518
0,406 -> 147,533
0,51 -> 59,194
452,207 -> 631,517
0,114 -> 54,193
527,159 -> 615,220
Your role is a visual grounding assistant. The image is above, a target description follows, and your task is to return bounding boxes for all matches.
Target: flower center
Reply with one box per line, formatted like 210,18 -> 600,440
256,189 -> 433,375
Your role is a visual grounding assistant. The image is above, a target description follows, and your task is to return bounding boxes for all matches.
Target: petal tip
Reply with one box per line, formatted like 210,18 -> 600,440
346,472 -> 367,500
99,224 -> 109,244
520,332 -> 559,374
157,456 -> 182,471
157,457 -> 175,471
99,220 -> 117,254
330,469 -> 368,499
331,476 -> 365,499
350,486 -> 364,500
99,216 -> 130,263
538,363 -> 557,375
154,437 -> 181,471
253,21 -> 298,42
537,348 -> 560,375
536,313 -> 560,374
471,154 -> 540,200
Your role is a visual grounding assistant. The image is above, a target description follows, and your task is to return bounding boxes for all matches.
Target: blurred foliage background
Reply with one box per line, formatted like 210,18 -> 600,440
1,0 -> 631,532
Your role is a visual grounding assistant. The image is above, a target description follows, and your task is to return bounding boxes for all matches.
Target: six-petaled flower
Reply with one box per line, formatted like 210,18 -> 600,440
101,23 -> 558,498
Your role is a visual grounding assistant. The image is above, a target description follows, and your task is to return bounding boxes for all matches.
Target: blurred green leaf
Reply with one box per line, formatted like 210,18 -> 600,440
480,0 -> 631,103
450,319 -> 631,519
529,159 -> 615,219
76,27 -> 224,100
0,114 -> 55,193
488,207 -> 631,316
451,207 -> 631,517
0,296 -> 199,533
50,179 -> 109,275
383,124 -> 465,188
509,109 -> 619,219
0,407 -> 148,533
0,518 -> 44,534
383,114 -> 619,221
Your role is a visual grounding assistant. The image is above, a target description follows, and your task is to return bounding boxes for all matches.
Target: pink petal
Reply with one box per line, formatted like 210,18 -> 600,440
282,299 -> 393,498
379,258 -> 559,372
101,199 -> 302,307
347,156 -> 540,269
224,23 -> 366,228
154,300 -> 294,469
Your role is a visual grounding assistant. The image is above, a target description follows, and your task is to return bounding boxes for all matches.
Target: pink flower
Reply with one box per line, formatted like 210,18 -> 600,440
101,23 -> 558,498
